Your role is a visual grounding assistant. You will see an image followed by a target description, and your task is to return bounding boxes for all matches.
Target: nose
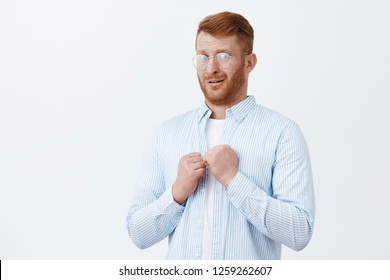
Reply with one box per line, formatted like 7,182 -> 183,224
205,56 -> 219,75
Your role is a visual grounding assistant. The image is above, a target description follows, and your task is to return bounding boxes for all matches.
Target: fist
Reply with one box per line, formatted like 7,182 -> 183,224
203,144 -> 238,187
172,152 -> 206,204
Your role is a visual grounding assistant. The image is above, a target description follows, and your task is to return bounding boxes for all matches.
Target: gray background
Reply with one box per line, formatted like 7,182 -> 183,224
1,0 -> 389,259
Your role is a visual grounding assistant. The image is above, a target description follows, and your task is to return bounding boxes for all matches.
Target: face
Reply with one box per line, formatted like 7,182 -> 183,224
195,32 -> 255,107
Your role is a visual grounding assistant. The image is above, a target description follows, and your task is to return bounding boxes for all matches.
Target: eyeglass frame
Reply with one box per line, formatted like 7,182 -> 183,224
192,52 -> 249,71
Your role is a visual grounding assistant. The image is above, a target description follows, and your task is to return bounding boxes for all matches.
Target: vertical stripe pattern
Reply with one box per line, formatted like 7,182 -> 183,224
127,96 -> 315,259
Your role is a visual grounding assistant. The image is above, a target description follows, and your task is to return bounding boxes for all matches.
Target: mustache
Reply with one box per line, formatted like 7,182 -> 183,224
201,74 -> 226,80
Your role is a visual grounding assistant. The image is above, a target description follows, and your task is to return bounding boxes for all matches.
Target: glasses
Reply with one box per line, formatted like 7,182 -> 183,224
192,52 -> 248,71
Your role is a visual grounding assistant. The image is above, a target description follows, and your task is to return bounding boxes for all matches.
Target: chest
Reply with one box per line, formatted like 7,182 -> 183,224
160,121 -> 278,194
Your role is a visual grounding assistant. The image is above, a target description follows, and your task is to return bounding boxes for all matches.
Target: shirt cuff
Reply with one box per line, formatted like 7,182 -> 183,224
158,189 -> 185,217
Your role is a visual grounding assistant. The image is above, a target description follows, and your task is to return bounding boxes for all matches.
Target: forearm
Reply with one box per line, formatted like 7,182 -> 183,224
127,190 -> 184,249
226,172 -> 315,251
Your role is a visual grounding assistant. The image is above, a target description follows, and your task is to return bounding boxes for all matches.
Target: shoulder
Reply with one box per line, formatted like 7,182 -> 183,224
251,104 -> 298,132
158,108 -> 199,130
152,107 -> 201,141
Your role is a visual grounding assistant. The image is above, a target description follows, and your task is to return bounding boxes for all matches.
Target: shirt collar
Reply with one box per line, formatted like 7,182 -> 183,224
197,95 -> 257,123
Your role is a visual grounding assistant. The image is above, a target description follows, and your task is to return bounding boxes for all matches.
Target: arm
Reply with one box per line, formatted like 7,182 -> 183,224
127,132 -> 206,249
205,123 -> 315,251
126,133 -> 184,249
228,123 -> 315,250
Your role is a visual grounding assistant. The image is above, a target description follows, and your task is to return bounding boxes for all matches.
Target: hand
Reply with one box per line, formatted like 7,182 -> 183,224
203,144 -> 238,187
172,152 -> 207,204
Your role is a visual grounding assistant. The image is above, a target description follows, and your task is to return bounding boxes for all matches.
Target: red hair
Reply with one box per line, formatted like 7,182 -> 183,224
196,11 -> 254,53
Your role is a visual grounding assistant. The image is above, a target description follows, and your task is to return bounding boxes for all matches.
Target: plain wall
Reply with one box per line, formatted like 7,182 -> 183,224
1,0 -> 389,259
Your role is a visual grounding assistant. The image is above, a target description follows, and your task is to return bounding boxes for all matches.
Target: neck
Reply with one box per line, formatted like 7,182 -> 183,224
206,95 -> 248,119
209,105 -> 228,119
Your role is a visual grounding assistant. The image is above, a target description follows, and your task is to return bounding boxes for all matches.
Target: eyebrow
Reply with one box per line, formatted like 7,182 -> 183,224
197,48 -> 231,55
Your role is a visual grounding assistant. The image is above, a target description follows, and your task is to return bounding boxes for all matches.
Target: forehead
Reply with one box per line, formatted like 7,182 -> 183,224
196,31 -> 241,53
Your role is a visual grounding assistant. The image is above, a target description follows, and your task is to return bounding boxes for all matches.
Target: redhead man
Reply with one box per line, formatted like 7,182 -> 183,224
127,11 -> 315,260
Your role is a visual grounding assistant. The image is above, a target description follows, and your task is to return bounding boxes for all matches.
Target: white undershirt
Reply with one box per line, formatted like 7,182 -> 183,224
202,118 -> 225,260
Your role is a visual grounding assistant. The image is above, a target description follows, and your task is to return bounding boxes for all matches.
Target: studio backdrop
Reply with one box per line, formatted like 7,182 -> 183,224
1,0 -> 389,259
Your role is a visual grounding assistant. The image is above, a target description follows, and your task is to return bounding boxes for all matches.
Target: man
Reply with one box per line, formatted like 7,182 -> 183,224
127,11 -> 315,260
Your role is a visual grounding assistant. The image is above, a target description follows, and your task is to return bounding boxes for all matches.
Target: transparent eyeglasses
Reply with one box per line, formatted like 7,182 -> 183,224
192,52 -> 248,71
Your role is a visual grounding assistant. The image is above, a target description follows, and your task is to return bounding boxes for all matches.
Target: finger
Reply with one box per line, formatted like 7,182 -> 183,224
191,156 -> 205,163
194,167 -> 206,177
192,161 -> 207,169
203,152 -> 215,162
187,152 -> 202,158
202,155 -> 210,164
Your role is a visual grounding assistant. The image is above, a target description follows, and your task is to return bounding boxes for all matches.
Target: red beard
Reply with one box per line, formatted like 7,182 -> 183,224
198,62 -> 246,107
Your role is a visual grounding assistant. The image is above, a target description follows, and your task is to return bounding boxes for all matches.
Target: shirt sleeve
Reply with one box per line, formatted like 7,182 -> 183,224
126,130 -> 185,249
225,123 -> 315,251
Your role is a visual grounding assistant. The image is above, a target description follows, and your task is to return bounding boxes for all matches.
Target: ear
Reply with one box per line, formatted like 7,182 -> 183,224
246,53 -> 257,73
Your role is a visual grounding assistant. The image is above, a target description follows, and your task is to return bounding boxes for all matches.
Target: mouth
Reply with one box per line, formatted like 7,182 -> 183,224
207,79 -> 225,86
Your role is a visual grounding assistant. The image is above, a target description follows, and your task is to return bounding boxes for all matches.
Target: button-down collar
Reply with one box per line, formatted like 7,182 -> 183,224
197,95 -> 257,123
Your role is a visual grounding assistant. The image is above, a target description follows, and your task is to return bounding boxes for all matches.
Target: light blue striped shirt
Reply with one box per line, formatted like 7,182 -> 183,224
127,96 -> 315,259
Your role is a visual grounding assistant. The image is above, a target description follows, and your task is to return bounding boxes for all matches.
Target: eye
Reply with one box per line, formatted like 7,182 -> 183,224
197,55 -> 209,62
216,53 -> 231,61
